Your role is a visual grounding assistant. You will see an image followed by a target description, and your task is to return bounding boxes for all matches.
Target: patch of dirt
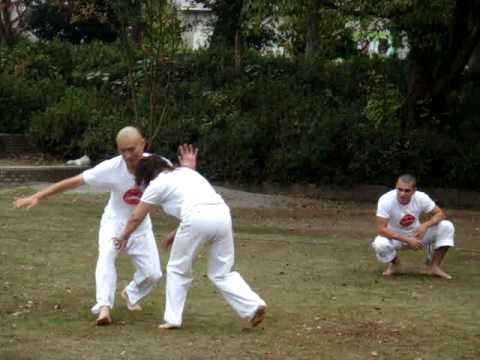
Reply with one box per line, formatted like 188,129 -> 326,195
215,186 -> 325,209
16,182 -> 480,251
217,186 -> 480,252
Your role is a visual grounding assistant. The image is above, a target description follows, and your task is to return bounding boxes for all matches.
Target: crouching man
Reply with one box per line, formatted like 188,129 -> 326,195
372,174 -> 455,279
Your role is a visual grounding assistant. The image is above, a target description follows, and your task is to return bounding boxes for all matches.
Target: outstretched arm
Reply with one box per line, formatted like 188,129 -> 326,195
13,174 -> 85,210
177,144 -> 198,169
114,201 -> 154,251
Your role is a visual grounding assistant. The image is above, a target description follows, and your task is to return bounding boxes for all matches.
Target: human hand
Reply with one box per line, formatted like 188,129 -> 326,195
414,223 -> 429,240
162,230 -> 176,251
13,195 -> 39,210
405,236 -> 424,251
177,144 -> 198,169
113,237 -> 128,251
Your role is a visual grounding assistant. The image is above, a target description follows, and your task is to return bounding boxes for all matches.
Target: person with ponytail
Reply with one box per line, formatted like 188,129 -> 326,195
114,155 -> 267,329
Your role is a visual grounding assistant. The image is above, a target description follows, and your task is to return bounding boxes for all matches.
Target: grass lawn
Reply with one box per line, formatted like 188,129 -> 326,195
0,187 -> 479,360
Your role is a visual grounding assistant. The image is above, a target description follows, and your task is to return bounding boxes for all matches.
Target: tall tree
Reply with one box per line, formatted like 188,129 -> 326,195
193,0 -> 243,49
241,0 -> 350,58
317,0 -> 480,126
0,0 -> 29,45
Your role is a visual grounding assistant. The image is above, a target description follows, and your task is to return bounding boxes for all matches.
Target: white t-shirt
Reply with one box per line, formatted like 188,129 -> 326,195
141,167 -> 225,220
82,154 -> 153,235
376,189 -> 436,236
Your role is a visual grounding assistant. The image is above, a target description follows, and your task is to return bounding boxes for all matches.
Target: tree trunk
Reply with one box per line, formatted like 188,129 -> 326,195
466,41 -> 480,79
234,29 -> 241,72
0,0 -> 14,45
405,46 -> 434,128
209,0 -> 243,50
405,0 -> 480,129
305,1 -> 321,58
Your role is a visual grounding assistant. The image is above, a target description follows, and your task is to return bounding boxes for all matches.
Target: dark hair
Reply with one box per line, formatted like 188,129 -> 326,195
135,155 -> 175,187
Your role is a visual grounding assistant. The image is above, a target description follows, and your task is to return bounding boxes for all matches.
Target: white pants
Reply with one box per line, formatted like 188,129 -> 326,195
372,220 -> 455,263
91,221 -> 162,314
164,203 -> 266,327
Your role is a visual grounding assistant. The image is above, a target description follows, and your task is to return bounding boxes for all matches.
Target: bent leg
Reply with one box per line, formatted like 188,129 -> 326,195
372,236 -> 404,276
124,230 -> 162,305
207,209 -> 266,321
372,236 -> 403,263
423,221 -> 455,279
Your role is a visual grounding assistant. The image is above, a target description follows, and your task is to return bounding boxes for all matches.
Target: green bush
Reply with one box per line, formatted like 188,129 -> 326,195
2,39 -> 479,190
0,74 -> 42,133
70,40 -> 133,94
162,51 -> 378,184
0,74 -> 65,133
29,88 -> 128,159
0,40 -> 71,133
0,39 -> 72,81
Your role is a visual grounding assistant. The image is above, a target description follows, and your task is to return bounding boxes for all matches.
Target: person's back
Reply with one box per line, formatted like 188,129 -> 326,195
120,157 -> 267,329
142,167 -> 225,220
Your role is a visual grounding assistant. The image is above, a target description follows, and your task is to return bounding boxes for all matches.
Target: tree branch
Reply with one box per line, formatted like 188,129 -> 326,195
462,69 -> 480,84
318,1 -> 414,21
318,0 -> 337,11
432,24 -> 480,96
0,1 -> 13,43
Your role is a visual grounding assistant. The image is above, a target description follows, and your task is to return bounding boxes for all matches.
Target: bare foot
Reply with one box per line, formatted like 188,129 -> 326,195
96,306 -> 112,326
121,288 -> 142,311
382,263 -> 400,276
427,265 -> 452,280
158,322 -> 180,330
250,305 -> 267,327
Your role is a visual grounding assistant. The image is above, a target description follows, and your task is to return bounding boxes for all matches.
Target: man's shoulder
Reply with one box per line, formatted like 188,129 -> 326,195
414,190 -> 429,198
376,189 -> 395,217
413,190 -> 436,209
378,189 -> 396,203
83,156 -> 124,180
413,190 -> 433,202
93,155 -> 123,168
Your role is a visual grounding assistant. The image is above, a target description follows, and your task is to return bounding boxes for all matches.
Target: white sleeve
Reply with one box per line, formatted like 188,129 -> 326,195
376,195 -> 391,219
141,178 -> 169,205
82,159 -> 114,187
419,192 -> 436,213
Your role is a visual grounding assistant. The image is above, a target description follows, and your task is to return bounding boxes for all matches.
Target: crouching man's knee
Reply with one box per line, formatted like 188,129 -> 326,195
372,236 -> 397,263
435,220 -> 455,248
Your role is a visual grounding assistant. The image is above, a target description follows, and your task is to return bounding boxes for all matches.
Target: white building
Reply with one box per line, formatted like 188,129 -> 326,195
172,0 -> 215,50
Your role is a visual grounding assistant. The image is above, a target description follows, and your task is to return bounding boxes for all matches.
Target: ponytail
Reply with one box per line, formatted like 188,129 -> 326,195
135,155 -> 174,187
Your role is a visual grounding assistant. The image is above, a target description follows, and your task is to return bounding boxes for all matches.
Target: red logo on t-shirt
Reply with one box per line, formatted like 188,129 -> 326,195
399,214 -> 416,227
123,188 -> 143,205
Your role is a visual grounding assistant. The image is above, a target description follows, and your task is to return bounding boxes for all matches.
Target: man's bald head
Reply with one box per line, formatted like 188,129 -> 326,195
116,126 -> 144,143
116,126 -> 146,172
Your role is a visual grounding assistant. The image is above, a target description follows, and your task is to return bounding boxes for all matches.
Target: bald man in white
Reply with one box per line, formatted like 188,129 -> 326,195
14,127 -> 197,325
